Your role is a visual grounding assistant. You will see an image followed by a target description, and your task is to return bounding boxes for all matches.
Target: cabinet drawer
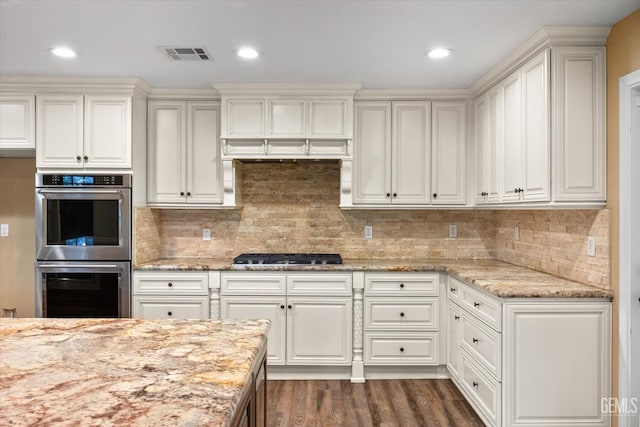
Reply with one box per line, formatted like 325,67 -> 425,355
133,272 -> 208,295
461,313 -> 502,380
133,296 -> 209,319
364,298 -> 439,330
364,332 -> 439,365
447,276 -> 463,303
460,350 -> 501,427
286,273 -> 352,296
460,284 -> 502,331
221,272 -> 286,295
364,273 -> 439,296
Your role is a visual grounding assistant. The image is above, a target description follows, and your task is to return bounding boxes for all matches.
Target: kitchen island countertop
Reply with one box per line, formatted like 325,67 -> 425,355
134,258 -> 612,299
0,318 -> 269,426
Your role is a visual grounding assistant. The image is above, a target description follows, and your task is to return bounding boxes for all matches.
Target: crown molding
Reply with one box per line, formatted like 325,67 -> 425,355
148,88 -> 220,100
212,82 -> 362,96
470,25 -> 610,97
0,75 -> 153,96
355,88 -> 472,101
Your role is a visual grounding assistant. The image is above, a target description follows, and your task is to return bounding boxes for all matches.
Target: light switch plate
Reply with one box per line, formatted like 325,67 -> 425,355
364,226 -> 373,239
587,236 -> 596,256
449,224 -> 457,238
203,228 -> 211,241
0,224 -> 8,237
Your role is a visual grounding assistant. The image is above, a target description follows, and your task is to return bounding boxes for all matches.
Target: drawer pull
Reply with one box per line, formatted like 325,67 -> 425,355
400,312 -> 405,317
473,302 -> 481,308
399,283 -> 405,289
400,347 -> 405,352
167,311 -> 173,316
472,338 -> 479,343
472,381 -> 479,388
454,315 -> 460,320
450,287 -> 457,293
167,282 -> 173,287
280,304 -> 285,309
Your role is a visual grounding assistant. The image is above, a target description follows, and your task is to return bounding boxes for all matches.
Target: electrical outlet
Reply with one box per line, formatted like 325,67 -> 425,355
0,224 -> 8,237
514,225 -> 520,241
203,228 -> 211,241
587,236 -> 596,257
449,224 -> 457,238
364,226 -> 373,239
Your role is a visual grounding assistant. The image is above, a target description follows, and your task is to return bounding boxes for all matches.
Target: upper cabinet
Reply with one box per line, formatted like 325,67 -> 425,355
0,94 -> 35,154
431,102 -> 467,205
147,100 -> 225,207
36,94 -> 132,169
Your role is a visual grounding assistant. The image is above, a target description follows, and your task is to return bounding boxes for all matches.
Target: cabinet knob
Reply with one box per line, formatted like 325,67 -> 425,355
473,302 -> 480,308
76,155 -> 81,161
393,193 -> 397,198
450,287 -> 456,293
180,192 -> 185,196
287,304 -> 292,309
167,282 -> 173,287
399,283 -> 405,289
433,193 -> 437,198
454,315 -> 460,320
167,311 -> 173,316
472,338 -> 479,343
400,312 -> 405,317
400,347 -> 405,352
186,192 -> 191,196
472,382 -> 479,388
83,155 -> 88,161
386,193 -> 391,198
280,304 -> 285,309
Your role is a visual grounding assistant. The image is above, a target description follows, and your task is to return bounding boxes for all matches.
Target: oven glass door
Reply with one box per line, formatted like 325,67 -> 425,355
36,188 -> 131,260
36,262 -> 130,318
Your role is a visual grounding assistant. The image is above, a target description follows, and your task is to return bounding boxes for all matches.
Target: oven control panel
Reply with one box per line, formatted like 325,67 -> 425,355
38,174 -> 130,187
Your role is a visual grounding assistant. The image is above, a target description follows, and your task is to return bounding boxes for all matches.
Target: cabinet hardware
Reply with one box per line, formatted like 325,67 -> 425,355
386,193 -> 391,198
400,312 -> 405,317
76,155 -> 81,161
472,338 -> 479,343
167,282 -> 173,287
287,304 -> 292,309
186,192 -> 191,196
167,311 -> 172,316
392,193 -> 397,198
280,304 -> 285,309
83,155 -> 88,161
433,193 -> 437,198
400,347 -> 405,352
180,192 -> 185,196
450,287 -> 456,293
472,381 -> 478,388
454,315 -> 460,320
473,302 -> 480,308
399,283 -> 405,288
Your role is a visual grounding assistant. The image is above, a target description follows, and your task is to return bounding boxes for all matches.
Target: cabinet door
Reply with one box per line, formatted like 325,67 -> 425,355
268,99 -> 306,138
353,102 -> 392,204
286,296 -> 352,365
221,296 -> 287,365
392,101 -> 431,204
485,89 -> 501,203
501,73 -> 523,202
552,46 -> 606,202
447,303 -> 462,381
133,296 -> 209,319
186,102 -> 222,204
83,95 -> 132,168
225,99 -> 265,138
36,94 -> 84,168
147,101 -> 186,204
0,94 -> 35,150
474,97 -> 489,204
521,50 -> 550,202
431,102 -> 466,204
308,100 -> 349,138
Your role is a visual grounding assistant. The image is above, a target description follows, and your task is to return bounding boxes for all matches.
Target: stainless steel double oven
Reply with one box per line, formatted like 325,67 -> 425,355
35,174 -> 131,318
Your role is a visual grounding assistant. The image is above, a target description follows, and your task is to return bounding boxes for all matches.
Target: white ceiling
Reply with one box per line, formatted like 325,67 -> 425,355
1,0 -> 638,90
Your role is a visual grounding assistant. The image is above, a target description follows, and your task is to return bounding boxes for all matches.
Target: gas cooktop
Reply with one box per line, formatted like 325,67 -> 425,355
233,253 -> 343,266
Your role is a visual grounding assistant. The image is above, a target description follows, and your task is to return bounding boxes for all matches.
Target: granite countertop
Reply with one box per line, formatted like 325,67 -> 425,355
0,318 -> 269,426
134,258 -> 613,299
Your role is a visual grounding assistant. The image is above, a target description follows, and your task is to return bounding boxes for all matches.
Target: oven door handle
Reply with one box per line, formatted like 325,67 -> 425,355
37,189 -> 125,198
37,264 -> 123,269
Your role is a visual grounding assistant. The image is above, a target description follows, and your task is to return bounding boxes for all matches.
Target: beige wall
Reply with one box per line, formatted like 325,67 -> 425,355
606,8 -> 640,421
0,157 -> 36,317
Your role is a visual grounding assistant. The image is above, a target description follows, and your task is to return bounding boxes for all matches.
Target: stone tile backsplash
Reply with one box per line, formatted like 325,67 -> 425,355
135,162 -> 609,289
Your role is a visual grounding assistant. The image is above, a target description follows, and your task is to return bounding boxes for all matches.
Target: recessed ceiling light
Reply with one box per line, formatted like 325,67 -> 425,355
49,47 -> 77,58
237,47 -> 260,59
426,48 -> 452,59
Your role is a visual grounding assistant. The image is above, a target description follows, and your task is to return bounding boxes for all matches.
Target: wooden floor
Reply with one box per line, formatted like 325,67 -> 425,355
266,379 -> 484,427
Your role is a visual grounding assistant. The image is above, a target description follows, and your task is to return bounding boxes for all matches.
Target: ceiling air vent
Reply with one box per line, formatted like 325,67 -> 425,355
159,47 -> 211,61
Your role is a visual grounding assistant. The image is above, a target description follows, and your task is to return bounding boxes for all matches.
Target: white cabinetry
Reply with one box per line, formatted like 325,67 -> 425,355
363,272 -> 440,366
447,276 -> 611,427
221,271 -> 352,366
353,101 -> 432,205
431,102 -> 467,204
0,94 -> 35,153
36,94 -> 132,169
147,100 -> 223,207
132,271 -> 210,319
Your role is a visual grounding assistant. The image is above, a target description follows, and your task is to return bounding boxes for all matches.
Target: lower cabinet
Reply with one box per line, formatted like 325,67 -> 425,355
447,276 -> 611,427
230,344 -> 267,427
132,271 -> 210,319
220,272 -> 353,366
